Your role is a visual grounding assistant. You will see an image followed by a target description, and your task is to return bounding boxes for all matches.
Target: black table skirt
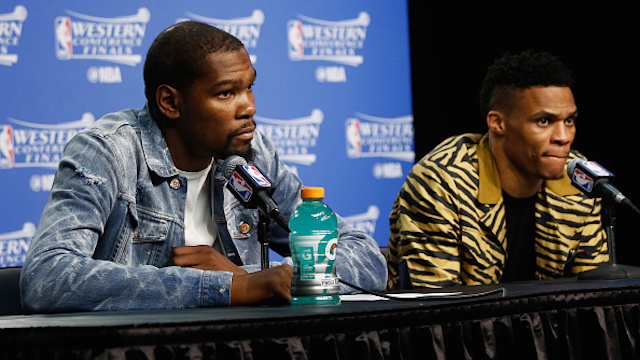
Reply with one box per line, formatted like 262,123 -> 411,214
2,278 -> 640,359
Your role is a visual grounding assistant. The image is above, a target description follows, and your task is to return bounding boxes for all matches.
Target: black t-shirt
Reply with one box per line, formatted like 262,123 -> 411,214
501,191 -> 537,282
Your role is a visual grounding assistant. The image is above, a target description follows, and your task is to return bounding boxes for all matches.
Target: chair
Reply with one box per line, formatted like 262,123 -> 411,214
0,267 -> 24,315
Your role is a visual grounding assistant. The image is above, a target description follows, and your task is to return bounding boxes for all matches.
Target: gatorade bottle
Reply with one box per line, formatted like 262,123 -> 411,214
289,187 -> 341,306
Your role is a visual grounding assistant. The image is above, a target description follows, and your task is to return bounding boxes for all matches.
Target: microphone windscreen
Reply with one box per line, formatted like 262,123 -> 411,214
566,158 -> 582,177
222,155 -> 247,180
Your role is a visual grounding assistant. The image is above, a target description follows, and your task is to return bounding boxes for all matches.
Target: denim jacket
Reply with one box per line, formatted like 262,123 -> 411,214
20,105 -> 387,313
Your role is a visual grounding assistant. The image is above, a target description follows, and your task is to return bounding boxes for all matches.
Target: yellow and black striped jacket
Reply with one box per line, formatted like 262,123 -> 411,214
387,133 -> 609,289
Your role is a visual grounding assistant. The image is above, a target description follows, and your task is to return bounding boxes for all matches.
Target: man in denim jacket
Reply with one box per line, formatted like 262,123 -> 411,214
20,21 -> 386,312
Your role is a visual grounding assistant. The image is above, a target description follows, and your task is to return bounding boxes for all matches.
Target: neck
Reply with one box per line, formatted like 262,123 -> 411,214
158,122 -> 212,172
489,134 -> 542,199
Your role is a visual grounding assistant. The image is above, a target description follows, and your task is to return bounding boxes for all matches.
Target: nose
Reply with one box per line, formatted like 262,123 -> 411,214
237,90 -> 256,119
551,122 -> 573,146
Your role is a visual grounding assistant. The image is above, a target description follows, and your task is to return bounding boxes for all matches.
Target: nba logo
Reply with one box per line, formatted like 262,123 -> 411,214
573,168 -> 594,193
244,165 -> 271,187
287,20 -> 304,61
230,172 -> 253,202
345,118 -> 362,158
55,17 -> 73,60
0,125 -> 15,169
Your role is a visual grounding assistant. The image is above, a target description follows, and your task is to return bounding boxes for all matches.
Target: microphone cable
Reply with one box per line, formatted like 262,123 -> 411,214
338,278 -> 504,301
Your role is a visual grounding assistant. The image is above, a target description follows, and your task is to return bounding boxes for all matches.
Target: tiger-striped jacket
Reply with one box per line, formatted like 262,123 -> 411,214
387,133 -> 609,289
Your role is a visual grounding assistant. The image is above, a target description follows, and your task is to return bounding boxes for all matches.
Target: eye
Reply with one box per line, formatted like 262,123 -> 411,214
537,117 -> 550,126
564,117 -> 575,125
217,90 -> 232,99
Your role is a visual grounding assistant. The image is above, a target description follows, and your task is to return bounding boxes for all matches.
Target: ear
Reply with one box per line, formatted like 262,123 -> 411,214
487,110 -> 506,136
155,84 -> 181,120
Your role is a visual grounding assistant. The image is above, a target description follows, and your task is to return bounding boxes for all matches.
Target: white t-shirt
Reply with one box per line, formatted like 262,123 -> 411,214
177,161 -> 219,247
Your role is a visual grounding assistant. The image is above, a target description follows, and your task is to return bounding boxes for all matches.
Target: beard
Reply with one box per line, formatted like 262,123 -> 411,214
218,139 -> 255,162
217,119 -> 257,161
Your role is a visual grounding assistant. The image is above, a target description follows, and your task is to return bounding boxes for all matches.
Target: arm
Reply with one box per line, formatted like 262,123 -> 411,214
387,160 -> 464,289
334,215 -> 387,293
170,245 -> 292,305
571,198 -> 610,274
250,130 -> 387,293
21,130 -> 232,312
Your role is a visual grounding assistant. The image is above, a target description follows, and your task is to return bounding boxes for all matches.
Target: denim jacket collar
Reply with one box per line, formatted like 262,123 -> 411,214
139,103 -> 180,179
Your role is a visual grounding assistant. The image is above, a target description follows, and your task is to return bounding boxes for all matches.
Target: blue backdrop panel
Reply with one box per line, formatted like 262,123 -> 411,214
0,1 -> 413,267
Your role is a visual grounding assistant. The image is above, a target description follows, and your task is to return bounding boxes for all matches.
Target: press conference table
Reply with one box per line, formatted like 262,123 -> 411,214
2,277 -> 640,359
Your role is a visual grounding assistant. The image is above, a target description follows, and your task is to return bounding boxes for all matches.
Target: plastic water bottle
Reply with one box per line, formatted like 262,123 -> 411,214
289,187 -> 340,306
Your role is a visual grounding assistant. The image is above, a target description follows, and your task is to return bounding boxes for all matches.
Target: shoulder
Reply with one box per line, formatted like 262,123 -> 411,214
64,108 -> 146,172
411,133 -> 482,177
82,108 -> 141,137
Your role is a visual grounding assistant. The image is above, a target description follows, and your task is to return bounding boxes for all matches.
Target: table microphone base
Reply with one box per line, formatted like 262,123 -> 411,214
578,263 -> 640,280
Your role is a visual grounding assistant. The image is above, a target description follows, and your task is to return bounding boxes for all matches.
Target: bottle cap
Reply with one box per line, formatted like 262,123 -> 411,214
301,187 -> 324,198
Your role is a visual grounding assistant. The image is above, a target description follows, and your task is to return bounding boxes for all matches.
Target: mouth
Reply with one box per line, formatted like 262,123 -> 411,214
542,152 -> 569,159
232,122 -> 256,140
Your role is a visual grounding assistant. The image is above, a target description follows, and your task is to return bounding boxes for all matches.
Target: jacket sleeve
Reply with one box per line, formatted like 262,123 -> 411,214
20,130 -> 232,313
252,131 -> 387,293
387,159 -> 464,289
568,197 -> 610,274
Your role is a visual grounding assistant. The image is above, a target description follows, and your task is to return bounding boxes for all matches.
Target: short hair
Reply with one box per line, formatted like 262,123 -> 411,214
479,50 -> 573,116
143,21 -> 245,118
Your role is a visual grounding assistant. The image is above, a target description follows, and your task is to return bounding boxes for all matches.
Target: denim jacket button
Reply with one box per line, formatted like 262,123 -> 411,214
239,223 -> 250,234
169,178 -> 181,189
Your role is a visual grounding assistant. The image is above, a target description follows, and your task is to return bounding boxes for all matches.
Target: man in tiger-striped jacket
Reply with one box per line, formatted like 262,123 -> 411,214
387,51 -> 609,289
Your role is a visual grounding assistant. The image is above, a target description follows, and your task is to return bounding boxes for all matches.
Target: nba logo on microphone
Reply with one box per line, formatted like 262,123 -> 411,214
244,165 -> 271,187
230,172 -> 253,202
0,125 -> 15,169
572,168 -> 594,193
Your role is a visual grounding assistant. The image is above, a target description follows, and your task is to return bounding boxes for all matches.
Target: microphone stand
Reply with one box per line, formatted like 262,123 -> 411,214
258,213 -> 270,270
578,198 -> 640,280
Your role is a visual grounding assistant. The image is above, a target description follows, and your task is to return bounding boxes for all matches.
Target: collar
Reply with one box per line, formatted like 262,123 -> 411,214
477,133 -> 581,204
138,103 -> 180,178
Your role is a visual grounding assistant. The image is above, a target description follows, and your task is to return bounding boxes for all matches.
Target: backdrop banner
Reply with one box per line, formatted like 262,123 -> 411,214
0,1 -> 413,267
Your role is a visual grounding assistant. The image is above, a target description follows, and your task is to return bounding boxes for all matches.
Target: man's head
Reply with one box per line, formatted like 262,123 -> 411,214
479,50 -> 574,118
144,21 -> 245,117
143,21 -> 257,171
481,50 -> 578,197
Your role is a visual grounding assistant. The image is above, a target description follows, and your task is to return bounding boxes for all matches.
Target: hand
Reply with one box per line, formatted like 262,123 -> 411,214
231,264 -> 293,306
169,245 -> 247,276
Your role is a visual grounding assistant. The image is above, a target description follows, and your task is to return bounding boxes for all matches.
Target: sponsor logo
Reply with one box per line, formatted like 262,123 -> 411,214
287,12 -> 369,67
345,113 -> 414,162
0,222 -> 35,268
177,10 -> 264,63
0,5 -> 27,66
255,109 -> 323,166
572,168 -> 594,193
323,236 -> 338,262
0,113 -> 94,169
55,7 -> 150,66
342,205 -> 379,236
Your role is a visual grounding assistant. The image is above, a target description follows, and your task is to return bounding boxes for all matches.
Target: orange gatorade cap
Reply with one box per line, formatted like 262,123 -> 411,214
301,187 -> 325,198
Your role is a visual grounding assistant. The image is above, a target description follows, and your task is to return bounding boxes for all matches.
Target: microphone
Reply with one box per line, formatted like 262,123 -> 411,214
222,155 -> 291,232
567,158 -> 640,215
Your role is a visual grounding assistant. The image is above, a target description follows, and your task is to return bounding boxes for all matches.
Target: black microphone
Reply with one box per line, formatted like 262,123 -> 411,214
567,158 -> 640,215
222,155 -> 291,232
